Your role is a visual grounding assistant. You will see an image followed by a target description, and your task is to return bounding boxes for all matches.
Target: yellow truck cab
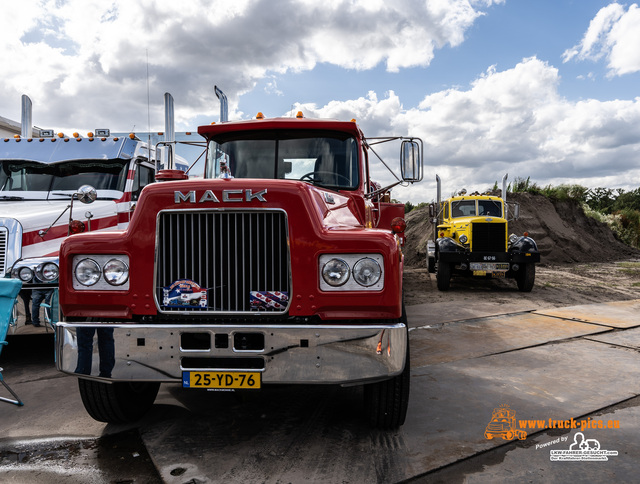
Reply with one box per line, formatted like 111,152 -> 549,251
427,174 -> 540,291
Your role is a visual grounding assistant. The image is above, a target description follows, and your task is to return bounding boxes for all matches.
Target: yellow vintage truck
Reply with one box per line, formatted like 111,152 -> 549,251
427,174 -> 540,291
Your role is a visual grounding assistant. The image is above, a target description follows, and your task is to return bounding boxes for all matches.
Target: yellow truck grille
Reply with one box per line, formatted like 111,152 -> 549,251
471,222 -> 506,252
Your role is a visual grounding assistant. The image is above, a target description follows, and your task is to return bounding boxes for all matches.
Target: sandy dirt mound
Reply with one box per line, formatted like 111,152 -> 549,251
403,191 -> 640,268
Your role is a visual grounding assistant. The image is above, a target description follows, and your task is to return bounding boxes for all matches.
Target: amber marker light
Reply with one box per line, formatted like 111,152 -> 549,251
256,112 -> 264,119
296,111 -> 304,118
129,133 -> 135,139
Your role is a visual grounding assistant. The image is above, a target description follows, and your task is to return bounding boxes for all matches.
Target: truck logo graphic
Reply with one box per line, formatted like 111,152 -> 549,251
484,404 -> 527,441
174,189 -> 268,203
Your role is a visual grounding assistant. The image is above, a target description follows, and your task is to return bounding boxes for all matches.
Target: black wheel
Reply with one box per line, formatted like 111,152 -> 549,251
516,263 -> 535,292
364,306 -> 410,430
78,379 -> 160,424
436,261 -> 451,291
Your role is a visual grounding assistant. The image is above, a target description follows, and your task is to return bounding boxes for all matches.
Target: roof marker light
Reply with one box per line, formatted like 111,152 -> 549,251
256,112 -> 264,119
129,133 -> 135,139
13,134 -> 20,139
58,132 -> 65,138
351,119 -> 356,123
73,132 -> 80,138
87,132 -> 94,138
296,111 -> 304,118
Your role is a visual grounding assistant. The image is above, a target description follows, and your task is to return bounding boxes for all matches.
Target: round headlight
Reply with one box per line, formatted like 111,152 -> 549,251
103,258 -> 129,286
322,258 -> 350,287
75,258 -> 101,286
18,266 -> 34,282
37,262 -> 59,282
352,258 -> 382,287
459,235 -> 468,244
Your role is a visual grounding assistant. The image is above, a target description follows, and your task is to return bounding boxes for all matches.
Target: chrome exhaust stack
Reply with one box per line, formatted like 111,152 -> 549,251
21,95 -> 32,138
215,86 -> 228,123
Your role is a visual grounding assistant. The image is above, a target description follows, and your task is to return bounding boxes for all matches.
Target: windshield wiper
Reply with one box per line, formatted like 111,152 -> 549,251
0,195 -> 24,201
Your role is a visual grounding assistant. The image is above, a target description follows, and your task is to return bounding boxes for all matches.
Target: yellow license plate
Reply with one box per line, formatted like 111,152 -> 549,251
182,371 -> 261,389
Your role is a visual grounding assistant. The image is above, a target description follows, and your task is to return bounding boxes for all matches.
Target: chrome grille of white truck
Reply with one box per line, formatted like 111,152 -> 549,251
155,210 -> 290,314
0,227 -> 7,275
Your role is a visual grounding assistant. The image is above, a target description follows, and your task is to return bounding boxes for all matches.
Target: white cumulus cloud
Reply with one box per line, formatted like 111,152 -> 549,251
562,2 -> 640,77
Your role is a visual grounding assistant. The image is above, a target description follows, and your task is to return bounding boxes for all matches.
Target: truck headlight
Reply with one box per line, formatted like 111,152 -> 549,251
322,258 -> 350,286
352,258 -> 382,287
459,235 -> 468,244
37,262 -> 59,282
103,258 -> 129,286
17,267 -> 34,282
319,253 -> 384,291
75,258 -> 101,286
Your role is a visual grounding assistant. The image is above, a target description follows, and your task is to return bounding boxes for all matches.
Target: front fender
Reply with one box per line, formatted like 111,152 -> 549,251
436,237 -> 466,253
509,236 -> 538,253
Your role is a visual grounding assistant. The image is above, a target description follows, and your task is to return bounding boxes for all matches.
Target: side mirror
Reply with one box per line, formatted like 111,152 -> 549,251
76,185 -> 97,204
400,140 -> 423,183
507,202 -> 520,221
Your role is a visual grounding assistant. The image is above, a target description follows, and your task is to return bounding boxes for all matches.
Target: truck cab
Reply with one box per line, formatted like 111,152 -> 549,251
55,110 -> 422,429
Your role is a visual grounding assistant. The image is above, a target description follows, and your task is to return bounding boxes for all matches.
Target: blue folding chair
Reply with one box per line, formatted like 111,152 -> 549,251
0,278 -> 24,406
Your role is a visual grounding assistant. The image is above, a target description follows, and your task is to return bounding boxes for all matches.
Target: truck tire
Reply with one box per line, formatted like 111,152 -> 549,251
436,262 -> 451,291
78,378 -> 160,424
516,263 -> 535,292
364,307 -> 410,430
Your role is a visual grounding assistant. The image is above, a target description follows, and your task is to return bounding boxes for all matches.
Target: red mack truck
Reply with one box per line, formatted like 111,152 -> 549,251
55,99 -> 422,429
1,95 -> 188,333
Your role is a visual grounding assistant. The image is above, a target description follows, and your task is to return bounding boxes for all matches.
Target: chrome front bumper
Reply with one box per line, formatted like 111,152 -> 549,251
55,322 -> 407,385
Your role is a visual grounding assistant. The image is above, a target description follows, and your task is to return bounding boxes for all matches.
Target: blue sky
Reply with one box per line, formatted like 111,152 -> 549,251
1,0 -> 639,203
239,0 -> 639,113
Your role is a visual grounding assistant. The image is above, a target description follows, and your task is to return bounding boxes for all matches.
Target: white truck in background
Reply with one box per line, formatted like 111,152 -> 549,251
1,94 -> 192,333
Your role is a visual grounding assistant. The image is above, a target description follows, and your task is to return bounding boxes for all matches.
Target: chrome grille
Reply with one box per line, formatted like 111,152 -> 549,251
0,228 -> 7,275
155,210 -> 290,313
471,222 -> 506,252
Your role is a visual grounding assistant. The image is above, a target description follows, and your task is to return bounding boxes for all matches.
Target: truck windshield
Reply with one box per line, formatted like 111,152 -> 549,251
451,200 -> 476,217
0,159 -> 129,199
206,129 -> 360,190
478,200 -> 502,217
